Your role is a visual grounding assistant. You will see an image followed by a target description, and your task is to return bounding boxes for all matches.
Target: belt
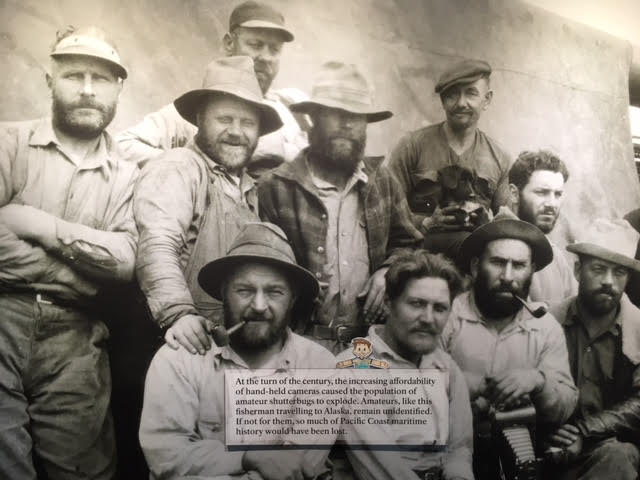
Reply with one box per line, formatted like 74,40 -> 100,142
311,324 -> 369,343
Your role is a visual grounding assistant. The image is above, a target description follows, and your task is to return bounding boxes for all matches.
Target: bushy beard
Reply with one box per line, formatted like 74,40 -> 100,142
474,267 -> 532,318
196,133 -> 257,173
308,126 -> 365,176
224,303 -> 288,351
52,95 -> 116,139
579,284 -> 623,316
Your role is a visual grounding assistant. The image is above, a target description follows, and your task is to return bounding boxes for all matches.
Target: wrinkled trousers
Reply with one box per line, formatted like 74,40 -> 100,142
0,294 -> 116,479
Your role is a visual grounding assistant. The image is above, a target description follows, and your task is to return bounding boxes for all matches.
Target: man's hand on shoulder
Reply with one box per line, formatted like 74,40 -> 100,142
357,266 -> 389,323
165,314 -> 212,355
0,204 -> 57,248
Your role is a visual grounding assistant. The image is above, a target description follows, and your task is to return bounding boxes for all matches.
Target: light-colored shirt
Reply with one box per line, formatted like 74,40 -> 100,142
530,239 -> 578,308
139,328 -> 336,479
441,291 -> 578,425
336,326 -> 474,480
0,118 -> 138,300
116,91 -> 307,168
308,160 -> 370,327
134,141 -> 259,328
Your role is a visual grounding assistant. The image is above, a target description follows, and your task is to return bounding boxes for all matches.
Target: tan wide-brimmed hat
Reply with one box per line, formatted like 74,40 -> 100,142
174,56 -> 283,135
50,25 -> 128,79
229,1 -> 294,42
290,61 -> 392,123
567,218 -> 640,272
458,207 -> 553,273
198,222 -> 319,303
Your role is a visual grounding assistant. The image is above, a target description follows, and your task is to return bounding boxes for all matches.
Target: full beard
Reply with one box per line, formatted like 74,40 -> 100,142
225,304 -> 288,351
579,285 -> 622,316
52,96 -> 116,139
308,128 -> 365,176
474,269 -> 532,318
196,135 -> 257,173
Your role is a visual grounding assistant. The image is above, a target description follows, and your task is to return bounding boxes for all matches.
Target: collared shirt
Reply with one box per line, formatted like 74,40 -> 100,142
552,294 -> 640,440
115,90 -> 307,168
335,326 -> 474,480
139,328 -> 336,479
134,141 -> 259,328
530,239 -> 578,308
307,159 -> 370,327
0,118 -> 138,300
388,122 -> 511,225
441,291 -> 577,424
258,150 -> 423,331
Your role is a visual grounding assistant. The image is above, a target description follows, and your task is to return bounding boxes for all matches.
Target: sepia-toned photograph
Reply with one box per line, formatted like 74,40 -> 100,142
1,0 -> 640,479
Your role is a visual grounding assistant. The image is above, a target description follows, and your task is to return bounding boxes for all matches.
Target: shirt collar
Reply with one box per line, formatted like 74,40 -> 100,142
29,118 -> 113,180
212,327 -> 297,369
454,290 -> 541,333
367,325 -> 448,370
305,156 -> 368,193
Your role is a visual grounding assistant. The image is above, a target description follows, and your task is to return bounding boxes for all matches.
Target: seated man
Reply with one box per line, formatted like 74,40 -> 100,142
336,249 -> 474,480
441,210 -> 578,479
139,223 -> 335,479
548,218 -> 640,480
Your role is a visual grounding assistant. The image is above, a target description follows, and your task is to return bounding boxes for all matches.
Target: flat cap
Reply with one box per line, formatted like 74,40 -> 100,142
435,59 -> 491,94
230,1 -> 294,42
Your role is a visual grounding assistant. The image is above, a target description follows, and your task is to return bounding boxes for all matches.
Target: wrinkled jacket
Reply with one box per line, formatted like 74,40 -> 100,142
258,149 -> 423,289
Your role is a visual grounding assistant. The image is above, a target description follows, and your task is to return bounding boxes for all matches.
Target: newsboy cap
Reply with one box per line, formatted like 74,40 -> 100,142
458,207 -> 553,273
230,1 -> 294,42
435,59 -> 491,95
173,56 -> 282,135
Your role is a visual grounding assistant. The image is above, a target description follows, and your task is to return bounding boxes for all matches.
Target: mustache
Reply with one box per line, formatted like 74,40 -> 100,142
220,135 -> 249,147
69,99 -> 107,111
595,286 -> 617,296
243,312 -> 271,322
538,206 -> 558,216
452,108 -> 472,115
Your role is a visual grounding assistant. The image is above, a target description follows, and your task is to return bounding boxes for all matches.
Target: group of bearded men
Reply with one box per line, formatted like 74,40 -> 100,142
1,2 -> 640,480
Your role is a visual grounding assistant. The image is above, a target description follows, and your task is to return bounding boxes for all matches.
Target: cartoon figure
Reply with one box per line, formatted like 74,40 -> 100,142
336,338 -> 389,369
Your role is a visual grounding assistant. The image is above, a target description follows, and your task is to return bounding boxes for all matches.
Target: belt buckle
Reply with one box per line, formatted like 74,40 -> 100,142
36,293 -> 53,305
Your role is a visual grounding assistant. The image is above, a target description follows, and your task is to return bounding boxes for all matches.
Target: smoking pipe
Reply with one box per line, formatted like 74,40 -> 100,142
513,295 -> 547,318
210,321 -> 246,346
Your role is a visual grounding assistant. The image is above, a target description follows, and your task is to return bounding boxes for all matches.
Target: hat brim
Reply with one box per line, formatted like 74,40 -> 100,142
236,20 -> 294,42
435,72 -> 485,95
51,52 -> 128,79
458,219 -> 553,273
198,254 -> 320,303
174,89 -> 283,136
290,100 -> 393,123
567,243 -> 640,273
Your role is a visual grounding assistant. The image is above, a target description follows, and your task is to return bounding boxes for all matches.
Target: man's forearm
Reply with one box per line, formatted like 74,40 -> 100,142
576,394 -> 640,441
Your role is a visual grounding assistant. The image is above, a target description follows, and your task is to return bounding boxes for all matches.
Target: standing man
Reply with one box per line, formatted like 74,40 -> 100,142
548,219 -> 640,480
508,150 -> 578,306
440,211 -> 577,479
117,0 -> 307,174
258,61 -> 423,353
134,56 -> 282,355
140,222 -> 335,479
388,59 -> 511,256
0,26 -> 137,479
336,249 -> 474,480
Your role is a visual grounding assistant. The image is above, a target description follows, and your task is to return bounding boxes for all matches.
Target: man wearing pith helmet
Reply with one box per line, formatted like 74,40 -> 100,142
117,0 -> 308,174
0,26 -> 137,479
258,61 -> 422,354
134,56 -> 282,357
548,219 -> 640,479
140,222 -> 335,479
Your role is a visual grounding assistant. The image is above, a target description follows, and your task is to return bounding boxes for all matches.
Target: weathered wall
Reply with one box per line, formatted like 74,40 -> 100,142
1,0 -> 638,240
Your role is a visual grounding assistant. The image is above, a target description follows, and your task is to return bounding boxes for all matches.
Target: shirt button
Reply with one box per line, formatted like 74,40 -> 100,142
586,347 -> 592,353
316,272 -> 322,279
317,246 -> 325,253
321,214 -> 327,220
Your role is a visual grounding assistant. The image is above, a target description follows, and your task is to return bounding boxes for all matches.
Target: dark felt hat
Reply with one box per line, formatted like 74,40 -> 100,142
173,56 -> 282,136
290,61 -> 392,123
198,222 -> 319,303
435,59 -> 491,95
458,208 -> 553,273
230,1 -> 294,42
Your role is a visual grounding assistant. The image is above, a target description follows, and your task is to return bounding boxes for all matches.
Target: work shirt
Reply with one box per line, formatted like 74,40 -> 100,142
388,122 -> 511,224
307,159 -> 370,328
139,328 -> 336,480
0,118 -> 138,300
441,291 -> 578,425
530,240 -> 578,308
134,141 -> 259,328
335,326 -> 474,480
116,90 -> 307,167
552,294 -> 640,442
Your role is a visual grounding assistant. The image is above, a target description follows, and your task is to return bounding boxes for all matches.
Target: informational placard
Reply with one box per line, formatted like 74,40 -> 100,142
225,368 -> 448,450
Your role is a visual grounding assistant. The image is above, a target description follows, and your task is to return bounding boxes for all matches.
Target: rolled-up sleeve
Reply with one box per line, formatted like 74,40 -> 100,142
140,346 -> 245,479
134,154 -> 199,328
444,360 -> 474,480
532,319 -> 578,424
